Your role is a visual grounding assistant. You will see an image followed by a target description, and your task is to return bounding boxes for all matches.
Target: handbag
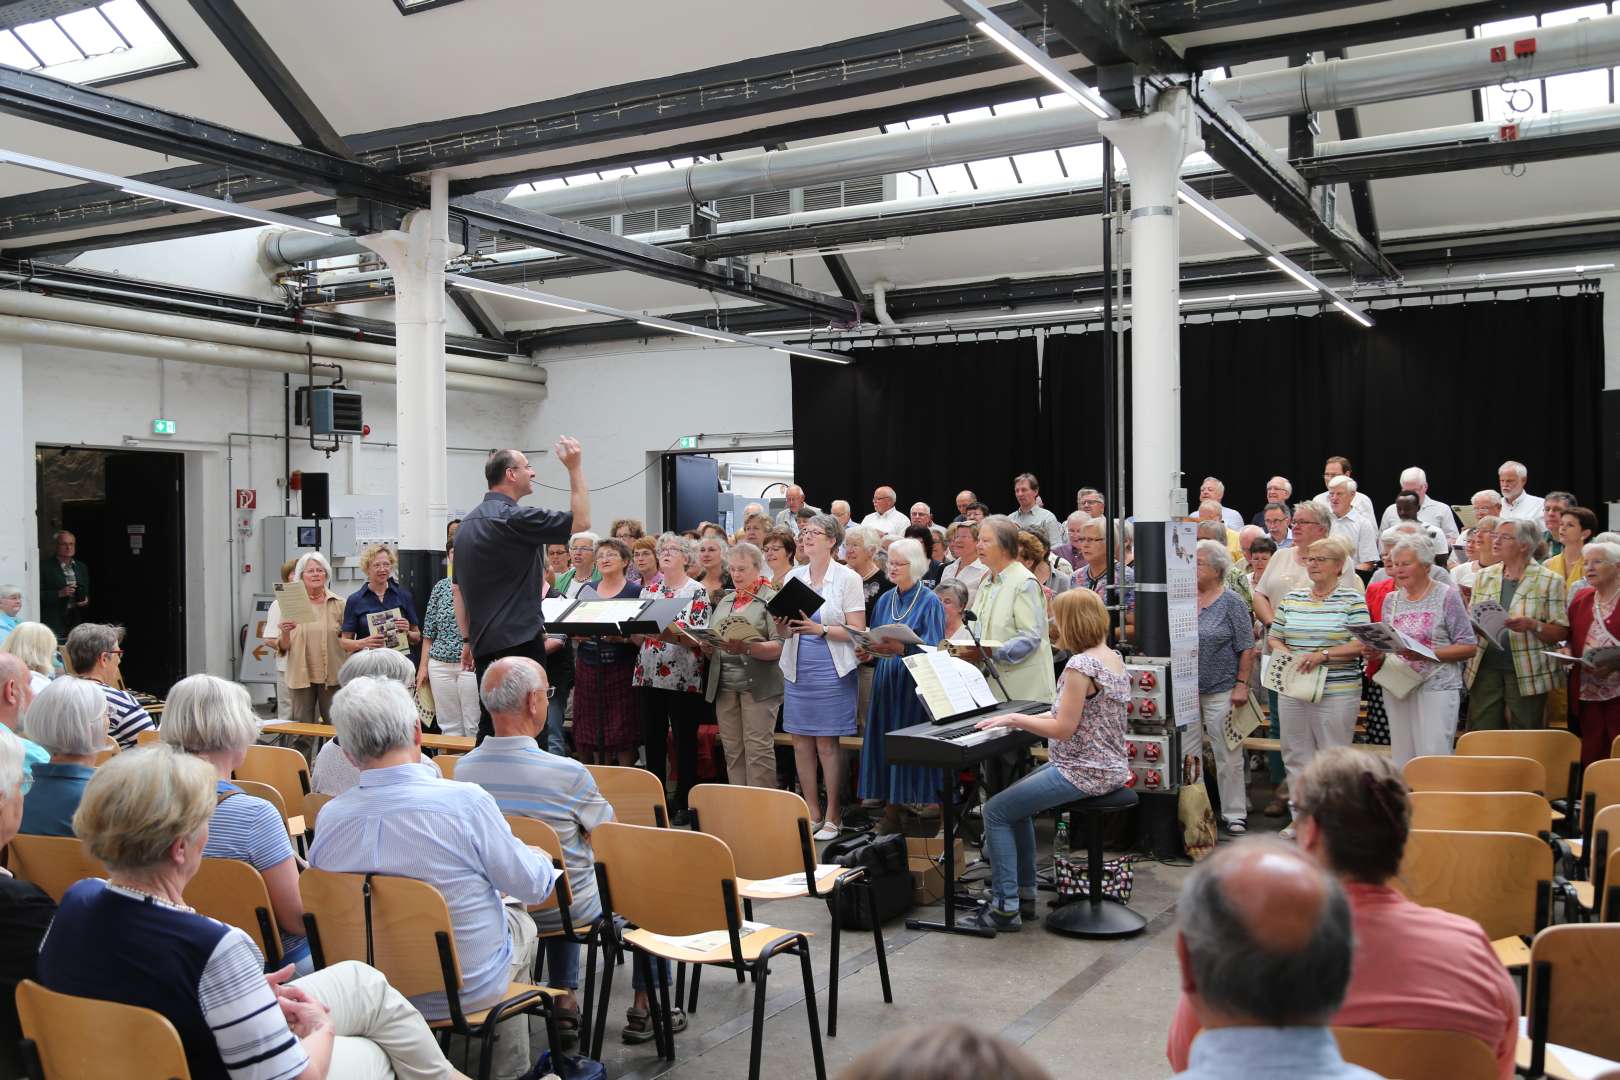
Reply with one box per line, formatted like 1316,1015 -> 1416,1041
525,1052 -> 605,1080
1054,852 -> 1137,903
1178,782 -> 1218,861
1370,654 -> 1424,700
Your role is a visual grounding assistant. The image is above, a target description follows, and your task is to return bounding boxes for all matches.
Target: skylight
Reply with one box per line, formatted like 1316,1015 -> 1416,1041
1477,3 -> 1617,122
0,0 -> 191,88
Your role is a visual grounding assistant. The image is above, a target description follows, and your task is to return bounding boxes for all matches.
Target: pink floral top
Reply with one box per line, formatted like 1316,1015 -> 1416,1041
1580,601 -> 1620,703
632,578 -> 709,693
1049,652 -> 1131,796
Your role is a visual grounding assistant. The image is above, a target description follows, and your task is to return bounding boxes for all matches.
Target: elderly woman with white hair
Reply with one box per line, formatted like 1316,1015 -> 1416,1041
275,550 -> 347,725
1565,540 -> 1620,766
703,541 -> 785,789
1466,517 -> 1570,731
1362,538 -> 1478,767
1193,541 -> 1256,833
17,676 -> 106,837
858,538 -> 947,833
845,524 -> 894,733
312,648 -> 432,796
1,622 -> 57,697
0,584 -> 18,646
38,746 -> 463,1080
161,673 -> 312,973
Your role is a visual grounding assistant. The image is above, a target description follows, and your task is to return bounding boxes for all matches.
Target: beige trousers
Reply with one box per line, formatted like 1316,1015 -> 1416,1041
715,689 -> 782,787
293,960 -> 458,1079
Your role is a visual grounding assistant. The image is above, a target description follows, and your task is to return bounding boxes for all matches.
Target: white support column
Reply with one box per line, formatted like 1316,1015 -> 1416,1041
1100,89 -> 1200,521
0,338 -> 30,614
362,172 -> 458,607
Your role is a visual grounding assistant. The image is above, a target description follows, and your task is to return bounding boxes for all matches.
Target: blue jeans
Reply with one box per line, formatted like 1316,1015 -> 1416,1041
545,692 -> 568,757
981,763 -> 1083,911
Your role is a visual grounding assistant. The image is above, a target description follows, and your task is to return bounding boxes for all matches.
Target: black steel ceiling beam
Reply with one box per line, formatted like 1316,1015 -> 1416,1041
1322,49 -> 1379,246
448,194 -> 860,324
1185,0 -> 1553,69
820,253 -> 865,308
1130,0 -> 1414,34
183,0 -> 353,158
0,65 -> 421,205
449,286 -> 505,340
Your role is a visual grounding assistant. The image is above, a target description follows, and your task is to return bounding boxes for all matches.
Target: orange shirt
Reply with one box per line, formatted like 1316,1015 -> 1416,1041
1166,881 -> 1519,1078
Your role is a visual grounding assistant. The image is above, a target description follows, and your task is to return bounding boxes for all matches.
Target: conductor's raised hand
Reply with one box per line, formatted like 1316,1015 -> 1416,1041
554,436 -> 584,471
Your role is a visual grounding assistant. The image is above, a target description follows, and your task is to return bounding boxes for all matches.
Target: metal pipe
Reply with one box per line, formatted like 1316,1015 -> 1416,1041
0,289 -> 545,384
1314,101 -> 1620,156
0,315 -> 547,398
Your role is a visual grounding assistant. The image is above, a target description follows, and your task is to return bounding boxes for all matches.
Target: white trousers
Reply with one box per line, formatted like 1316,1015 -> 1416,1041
1194,692 -> 1250,824
1384,685 -> 1460,769
1277,694 -> 1361,793
293,960 -> 458,1079
428,658 -> 481,738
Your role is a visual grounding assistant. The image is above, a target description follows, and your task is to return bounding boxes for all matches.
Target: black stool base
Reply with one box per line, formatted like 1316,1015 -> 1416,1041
1044,898 -> 1147,939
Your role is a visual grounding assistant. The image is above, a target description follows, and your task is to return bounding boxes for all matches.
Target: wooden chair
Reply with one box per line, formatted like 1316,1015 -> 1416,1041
688,783 -> 893,1037
134,729 -> 160,746
1409,790 -> 1554,836
1398,829 -> 1553,969
302,791 -> 333,839
299,868 -> 560,1080
1523,925 -> 1620,1078
4,835 -> 107,903
503,814 -> 603,1039
1571,803 -> 1620,921
15,979 -> 190,1080
230,779 -> 305,841
1577,759 -> 1620,876
237,746 -> 311,842
584,764 -> 668,828
92,746 -> 117,767
1612,732 -> 1620,759
1457,729 -> 1582,808
1404,754 -> 1545,795
434,753 -> 463,780
589,821 -> 825,1079
1331,1026 -> 1498,1080
183,858 -> 282,970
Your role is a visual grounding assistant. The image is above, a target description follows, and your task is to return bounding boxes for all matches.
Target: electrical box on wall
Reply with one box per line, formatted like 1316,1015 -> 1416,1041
260,516 -> 355,591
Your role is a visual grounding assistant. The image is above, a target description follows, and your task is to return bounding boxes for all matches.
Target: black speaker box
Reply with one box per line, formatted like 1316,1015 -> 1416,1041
302,472 -> 330,521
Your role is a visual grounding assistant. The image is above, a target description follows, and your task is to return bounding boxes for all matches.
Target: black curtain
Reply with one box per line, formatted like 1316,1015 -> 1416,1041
790,338 -> 1041,519
792,293 -> 1605,523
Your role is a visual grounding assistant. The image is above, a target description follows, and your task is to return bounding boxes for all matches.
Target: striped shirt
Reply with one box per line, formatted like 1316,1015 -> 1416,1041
1270,587 -> 1371,697
308,762 -> 555,1019
39,880 -> 307,1080
208,782 -> 307,965
96,683 -> 155,748
456,735 -> 615,931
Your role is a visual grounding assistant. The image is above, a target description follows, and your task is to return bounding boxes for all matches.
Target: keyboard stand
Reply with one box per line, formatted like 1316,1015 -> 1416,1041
906,768 -> 994,939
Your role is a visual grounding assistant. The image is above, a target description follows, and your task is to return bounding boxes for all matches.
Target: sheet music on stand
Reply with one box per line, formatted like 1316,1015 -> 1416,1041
903,650 -> 999,722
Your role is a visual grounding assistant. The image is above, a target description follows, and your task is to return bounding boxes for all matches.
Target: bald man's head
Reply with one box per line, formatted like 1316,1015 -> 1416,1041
479,656 -> 549,739
1176,839 -> 1352,1030
0,653 -> 32,725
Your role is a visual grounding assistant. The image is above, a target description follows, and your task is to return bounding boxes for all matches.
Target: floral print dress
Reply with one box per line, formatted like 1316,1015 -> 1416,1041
632,578 -> 709,694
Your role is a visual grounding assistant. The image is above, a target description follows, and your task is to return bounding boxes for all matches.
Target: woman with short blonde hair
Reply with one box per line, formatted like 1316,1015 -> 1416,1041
1,621 -> 58,694
341,544 -> 421,657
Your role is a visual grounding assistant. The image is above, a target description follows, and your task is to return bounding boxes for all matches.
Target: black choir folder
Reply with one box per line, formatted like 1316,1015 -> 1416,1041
764,576 -> 824,621
544,595 -> 689,636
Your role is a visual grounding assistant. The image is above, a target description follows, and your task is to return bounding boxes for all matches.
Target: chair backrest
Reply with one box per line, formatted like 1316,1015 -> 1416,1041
93,745 -> 117,767
585,764 -> 668,828
16,979 -> 191,1080
1331,1026 -> 1497,1080
134,729 -> 160,747
1456,729 -> 1581,801
1594,803 -> 1620,922
1585,758 -> 1620,818
5,834 -> 108,903
183,858 -> 281,968
303,791 -> 333,833
1404,754 -> 1545,795
434,753 -> 463,780
231,779 -> 292,830
1527,924 -> 1620,1063
1612,732 -> 1620,760
504,814 -> 571,915
298,867 -> 461,1001
1397,829 -> 1551,939
237,745 -> 311,817
688,783 -> 812,880
1408,790 -> 1553,836
591,821 -> 740,936
299,867 -> 371,967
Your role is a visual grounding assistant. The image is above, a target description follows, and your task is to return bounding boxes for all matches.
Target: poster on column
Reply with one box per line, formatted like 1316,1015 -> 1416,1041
1164,521 -> 1200,728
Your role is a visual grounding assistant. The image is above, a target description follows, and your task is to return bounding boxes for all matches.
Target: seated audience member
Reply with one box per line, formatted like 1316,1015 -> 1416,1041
965,589 -> 1127,933
0,726 -> 55,1080
1199,477 -> 1245,534
839,1022 -> 1053,1080
0,653 -> 45,785
459,657 -> 683,1045
0,585 -> 17,647
17,676 -> 105,837
1568,541 -> 1620,767
38,746 -> 460,1080
1260,502 -> 1293,548
2,621 -> 58,696
63,623 -> 153,747
312,648 -> 433,796
1250,478 -> 1293,528
1168,748 -> 1517,1077
941,521 -> 988,604
309,676 -> 556,1080
161,673 -> 311,974
1169,839 -> 1374,1080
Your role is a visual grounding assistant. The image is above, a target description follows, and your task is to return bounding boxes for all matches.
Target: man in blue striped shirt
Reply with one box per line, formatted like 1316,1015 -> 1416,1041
63,623 -> 154,748
460,657 -> 681,1046
309,676 -> 555,1080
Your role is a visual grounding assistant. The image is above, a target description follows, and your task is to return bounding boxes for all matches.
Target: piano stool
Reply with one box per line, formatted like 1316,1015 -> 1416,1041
1045,786 -> 1148,940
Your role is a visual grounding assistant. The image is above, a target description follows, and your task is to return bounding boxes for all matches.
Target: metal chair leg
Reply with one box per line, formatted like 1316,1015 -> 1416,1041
581,929 -> 598,1057
748,958 -> 771,1080
867,878 -> 893,1003
633,949 -> 668,1060
828,877 -> 843,1037
656,960 -> 678,1063
674,963 -> 686,1015
687,963 -> 702,1013
798,941 -> 827,1080
476,1023 -> 497,1080
591,930 -> 618,1061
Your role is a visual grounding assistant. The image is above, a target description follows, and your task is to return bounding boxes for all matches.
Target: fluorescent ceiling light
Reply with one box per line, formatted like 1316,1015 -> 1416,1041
1469,262 -> 1614,280
1176,189 -> 1246,241
1267,256 -> 1321,292
974,21 -> 1111,119
445,274 -> 851,365
1332,300 -> 1374,328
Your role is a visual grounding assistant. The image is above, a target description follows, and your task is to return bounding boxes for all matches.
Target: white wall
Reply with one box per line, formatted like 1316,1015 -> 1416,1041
1,341 -> 537,682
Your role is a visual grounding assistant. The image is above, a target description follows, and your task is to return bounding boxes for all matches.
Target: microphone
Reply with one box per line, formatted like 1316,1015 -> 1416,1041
960,607 -> 1011,701
962,610 -> 978,623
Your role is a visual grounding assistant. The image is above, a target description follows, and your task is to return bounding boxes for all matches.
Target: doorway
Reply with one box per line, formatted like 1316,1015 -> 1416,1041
660,448 -> 794,533
36,445 -> 187,695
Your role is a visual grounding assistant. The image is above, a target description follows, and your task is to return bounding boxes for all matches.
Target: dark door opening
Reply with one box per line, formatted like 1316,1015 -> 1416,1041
36,446 -> 186,695
662,453 -> 721,533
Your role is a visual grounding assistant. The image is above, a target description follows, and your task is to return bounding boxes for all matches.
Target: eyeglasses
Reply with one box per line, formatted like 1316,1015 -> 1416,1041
531,686 -> 557,701
799,529 -> 827,539
1303,556 -> 1335,564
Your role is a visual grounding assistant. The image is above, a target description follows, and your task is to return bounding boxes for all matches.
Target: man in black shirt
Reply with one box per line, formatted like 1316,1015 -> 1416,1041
455,438 -> 590,740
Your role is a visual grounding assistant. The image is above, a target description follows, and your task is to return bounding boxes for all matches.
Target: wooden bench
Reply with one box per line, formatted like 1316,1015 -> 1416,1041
1240,736 -> 1389,755
772,732 -> 863,752
261,721 -> 474,753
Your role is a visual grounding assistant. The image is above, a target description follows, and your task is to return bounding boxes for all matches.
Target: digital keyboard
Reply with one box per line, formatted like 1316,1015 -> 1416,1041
884,699 -> 1047,769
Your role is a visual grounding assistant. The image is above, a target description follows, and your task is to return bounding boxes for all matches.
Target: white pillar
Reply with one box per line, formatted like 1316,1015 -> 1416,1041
0,338 -> 30,615
362,172 -> 457,604
1100,89 -> 1200,520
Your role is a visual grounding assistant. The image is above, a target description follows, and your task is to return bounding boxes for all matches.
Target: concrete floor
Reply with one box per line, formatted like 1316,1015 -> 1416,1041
469,785 -> 1294,1080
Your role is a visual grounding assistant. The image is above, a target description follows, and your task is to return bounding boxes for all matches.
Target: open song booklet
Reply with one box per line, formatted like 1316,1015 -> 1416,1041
1346,622 -> 1439,662
1468,600 -> 1512,651
1544,645 -> 1620,671
903,650 -> 1000,721
843,623 -> 926,649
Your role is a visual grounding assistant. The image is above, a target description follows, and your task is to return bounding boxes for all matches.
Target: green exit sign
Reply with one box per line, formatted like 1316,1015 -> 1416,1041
151,418 -> 177,436
677,435 -> 698,449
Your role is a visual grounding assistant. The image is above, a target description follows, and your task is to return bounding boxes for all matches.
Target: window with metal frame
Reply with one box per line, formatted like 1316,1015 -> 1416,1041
0,0 -> 192,88
1476,3 -> 1617,121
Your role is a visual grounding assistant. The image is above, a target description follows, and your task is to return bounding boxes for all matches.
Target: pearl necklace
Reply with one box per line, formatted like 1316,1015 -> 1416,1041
889,581 -> 924,624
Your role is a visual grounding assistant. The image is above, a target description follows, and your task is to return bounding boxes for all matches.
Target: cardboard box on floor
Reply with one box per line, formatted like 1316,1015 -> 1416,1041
906,834 -> 964,906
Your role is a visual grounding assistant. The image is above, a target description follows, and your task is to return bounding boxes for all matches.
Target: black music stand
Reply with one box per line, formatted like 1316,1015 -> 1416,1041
549,596 -> 689,766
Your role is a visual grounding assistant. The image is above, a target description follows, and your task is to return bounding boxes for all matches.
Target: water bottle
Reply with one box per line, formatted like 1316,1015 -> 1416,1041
1053,812 -> 1070,861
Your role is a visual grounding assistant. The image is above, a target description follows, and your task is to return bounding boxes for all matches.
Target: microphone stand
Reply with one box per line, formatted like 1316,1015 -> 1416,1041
963,611 -> 1012,701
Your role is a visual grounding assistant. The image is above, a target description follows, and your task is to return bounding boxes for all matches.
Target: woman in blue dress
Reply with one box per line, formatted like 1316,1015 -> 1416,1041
859,538 -> 947,834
